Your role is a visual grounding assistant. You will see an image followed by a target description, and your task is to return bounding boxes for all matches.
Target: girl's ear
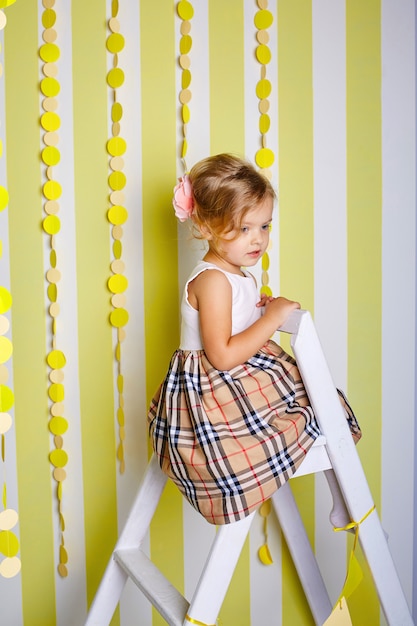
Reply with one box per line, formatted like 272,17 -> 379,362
197,223 -> 212,240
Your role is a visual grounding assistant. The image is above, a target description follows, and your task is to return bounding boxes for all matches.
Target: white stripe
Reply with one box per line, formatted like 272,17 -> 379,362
177,0 -> 211,300
0,23 -> 24,626
244,2 -> 283,623
37,1 -> 88,622
106,1 -> 152,623
177,0 -> 216,608
381,0 -> 416,607
244,0 -> 280,300
312,0 -> 348,601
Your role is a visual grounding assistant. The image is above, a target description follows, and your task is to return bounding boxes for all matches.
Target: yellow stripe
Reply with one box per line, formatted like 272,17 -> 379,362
346,1 -> 382,622
277,1 -> 315,624
208,4 -> 249,624
4,4 -> 57,623
139,3 -> 183,624
209,1 -> 245,156
71,0 -> 118,614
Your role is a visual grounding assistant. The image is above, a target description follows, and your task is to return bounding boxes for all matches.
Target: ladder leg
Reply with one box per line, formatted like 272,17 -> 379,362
85,455 -> 168,625
184,511 -> 255,626
355,510 -> 412,625
271,482 -> 332,626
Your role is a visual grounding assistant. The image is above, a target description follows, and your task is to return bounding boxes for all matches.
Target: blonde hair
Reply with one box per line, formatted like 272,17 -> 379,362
189,153 -> 275,241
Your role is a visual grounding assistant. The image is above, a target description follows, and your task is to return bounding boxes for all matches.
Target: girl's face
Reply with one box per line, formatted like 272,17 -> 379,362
206,196 -> 273,274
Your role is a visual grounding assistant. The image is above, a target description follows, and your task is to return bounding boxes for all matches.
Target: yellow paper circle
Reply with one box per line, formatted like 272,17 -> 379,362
41,111 -> 60,131
0,1 -> 17,8
0,186 -> 9,211
182,69 -> 191,89
111,102 -> 123,123
261,285 -> 272,297
256,78 -> 271,99
254,9 -> 273,29
49,448 -> 68,468
262,252 -> 270,271
179,54 -> 190,70
110,308 -> 129,328
0,412 -> 12,434
43,215 -> 61,235
259,113 -> 270,134
48,383 -> 64,403
257,29 -> 269,45
40,77 -> 60,97
107,67 -> 124,88
0,337 -> 12,363
0,287 -> 12,313
256,44 -> 271,65
49,416 -> 68,436
0,556 -> 21,578
0,509 -> 18,531
106,32 -> 125,53
179,89 -> 191,104
107,205 -> 128,225
177,0 -> 194,20
182,104 -> 190,124
0,364 -> 8,385
42,146 -> 60,166
43,62 -> 58,78
0,531 -> 19,557
255,147 -> 275,168
46,268 -> 61,283
43,97 -> 58,112
0,385 -> 14,412
45,200 -> 59,216
47,349 -> 66,369
47,283 -> 57,303
39,43 -> 60,63
49,369 -> 64,383
110,156 -> 124,172
179,35 -> 192,55
42,8 -> 56,28
107,136 -> 126,157
0,315 -> 9,334
108,16 -> 120,33
43,180 -> 62,200
53,467 -> 66,482
108,274 -> 128,294
43,27 -> 57,43
44,131 -> 59,146
113,239 -> 122,259
108,171 -> 126,191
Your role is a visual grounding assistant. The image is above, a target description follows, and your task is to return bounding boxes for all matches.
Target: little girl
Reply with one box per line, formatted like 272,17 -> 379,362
148,153 -> 361,525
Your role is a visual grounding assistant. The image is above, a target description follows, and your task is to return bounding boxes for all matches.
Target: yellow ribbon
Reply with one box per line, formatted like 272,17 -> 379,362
185,615 -> 216,626
332,504 -> 376,605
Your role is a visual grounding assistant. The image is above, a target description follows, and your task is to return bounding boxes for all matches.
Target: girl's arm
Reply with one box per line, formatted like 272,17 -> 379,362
191,269 -> 300,370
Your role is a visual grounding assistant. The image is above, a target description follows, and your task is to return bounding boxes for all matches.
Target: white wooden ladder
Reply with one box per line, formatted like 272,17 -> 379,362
85,310 -> 413,626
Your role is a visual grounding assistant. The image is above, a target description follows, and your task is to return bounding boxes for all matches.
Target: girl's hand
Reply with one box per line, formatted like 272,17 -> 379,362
256,293 -> 274,308
263,296 -> 300,326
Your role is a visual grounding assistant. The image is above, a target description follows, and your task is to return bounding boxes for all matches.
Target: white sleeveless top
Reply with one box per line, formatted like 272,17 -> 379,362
179,261 -> 262,350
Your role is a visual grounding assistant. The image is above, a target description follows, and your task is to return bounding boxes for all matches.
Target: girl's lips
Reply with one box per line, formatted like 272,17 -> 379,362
247,250 -> 261,258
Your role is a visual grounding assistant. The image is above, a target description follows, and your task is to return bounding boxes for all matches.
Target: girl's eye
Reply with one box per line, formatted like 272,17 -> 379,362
241,226 -> 249,233
262,223 -> 272,231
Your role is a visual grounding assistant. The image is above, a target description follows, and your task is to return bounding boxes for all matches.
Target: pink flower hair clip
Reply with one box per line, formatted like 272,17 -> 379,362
173,174 -> 194,222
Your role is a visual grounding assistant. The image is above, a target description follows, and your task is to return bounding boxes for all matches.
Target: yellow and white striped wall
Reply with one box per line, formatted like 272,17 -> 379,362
0,1 -> 415,624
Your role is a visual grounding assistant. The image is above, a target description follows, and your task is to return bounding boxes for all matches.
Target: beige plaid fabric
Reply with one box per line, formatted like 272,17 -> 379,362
148,340 -> 361,525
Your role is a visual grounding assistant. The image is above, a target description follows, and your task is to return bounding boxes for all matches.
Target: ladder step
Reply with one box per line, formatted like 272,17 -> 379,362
114,548 -> 189,626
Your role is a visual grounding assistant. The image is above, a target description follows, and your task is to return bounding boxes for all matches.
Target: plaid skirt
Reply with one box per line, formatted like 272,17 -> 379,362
148,340 -> 361,525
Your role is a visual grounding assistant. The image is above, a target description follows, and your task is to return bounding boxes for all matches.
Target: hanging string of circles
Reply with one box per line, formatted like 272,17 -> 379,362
106,0 -> 128,474
254,0 -> 275,565
38,0 -> 70,577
